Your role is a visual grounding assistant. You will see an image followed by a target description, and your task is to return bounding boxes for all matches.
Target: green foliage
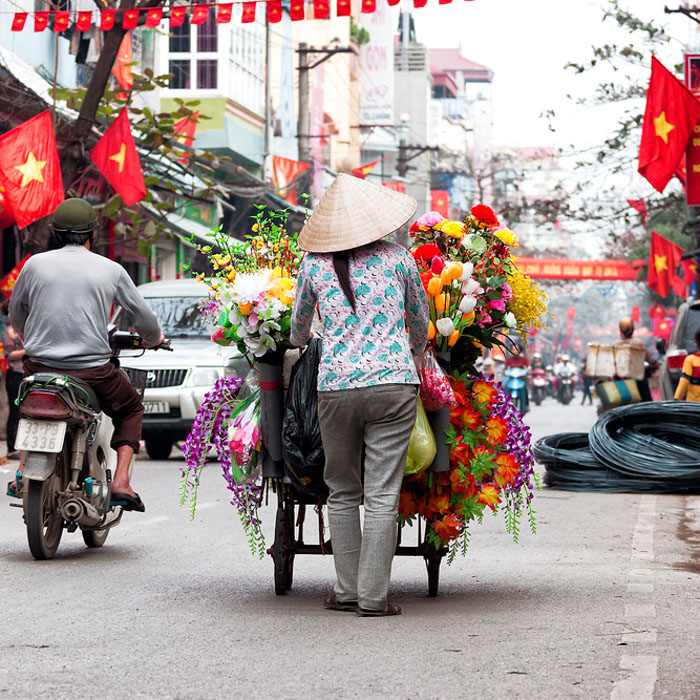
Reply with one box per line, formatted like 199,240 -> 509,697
350,17 -> 370,46
53,69 -> 225,250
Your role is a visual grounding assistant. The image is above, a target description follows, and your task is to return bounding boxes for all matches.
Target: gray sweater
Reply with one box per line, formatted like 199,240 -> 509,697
9,245 -> 161,369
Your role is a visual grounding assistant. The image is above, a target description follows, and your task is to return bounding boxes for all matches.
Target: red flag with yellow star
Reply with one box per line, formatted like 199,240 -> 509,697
638,56 -> 700,193
90,108 -> 146,206
648,231 -> 684,297
0,111 -> 63,229
350,160 -> 380,179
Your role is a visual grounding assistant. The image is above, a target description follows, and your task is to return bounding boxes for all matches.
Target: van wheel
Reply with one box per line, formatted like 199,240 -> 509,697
145,438 -> 173,461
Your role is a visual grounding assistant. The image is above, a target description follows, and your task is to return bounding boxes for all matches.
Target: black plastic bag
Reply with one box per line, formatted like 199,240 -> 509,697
281,338 -> 328,498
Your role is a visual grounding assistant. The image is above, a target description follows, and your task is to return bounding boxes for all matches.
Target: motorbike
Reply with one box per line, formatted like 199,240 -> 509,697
503,367 -> 529,414
9,330 -> 171,560
557,374 -> 575,405
530,368 -> 547,406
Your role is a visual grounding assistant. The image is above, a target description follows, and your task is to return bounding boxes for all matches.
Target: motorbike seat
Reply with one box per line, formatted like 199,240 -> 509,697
28,372 -> 101,412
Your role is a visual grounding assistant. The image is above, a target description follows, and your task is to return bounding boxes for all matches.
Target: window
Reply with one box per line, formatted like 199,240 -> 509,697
167,12 -> 217,90
169,60 -> 190,89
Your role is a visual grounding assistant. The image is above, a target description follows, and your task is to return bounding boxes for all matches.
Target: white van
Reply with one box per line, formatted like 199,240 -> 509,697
114,279 -> 248,460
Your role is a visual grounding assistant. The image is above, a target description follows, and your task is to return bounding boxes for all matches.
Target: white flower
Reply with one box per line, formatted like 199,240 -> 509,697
435,317 -> 454,336
461,278 -> 479,295
504,311 -> 516,328
458,296 -> 476,314
231,270 -> 273,303
459,262 -> 474,281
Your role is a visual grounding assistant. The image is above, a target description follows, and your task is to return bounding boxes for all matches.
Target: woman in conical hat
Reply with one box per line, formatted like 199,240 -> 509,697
290,173 -> 430,616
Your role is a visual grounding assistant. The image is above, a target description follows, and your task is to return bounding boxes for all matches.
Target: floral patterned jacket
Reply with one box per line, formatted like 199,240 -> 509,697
290,241 -> 430,392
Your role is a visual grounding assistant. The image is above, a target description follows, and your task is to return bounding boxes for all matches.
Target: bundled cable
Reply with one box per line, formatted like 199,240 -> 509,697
536,402 -> 700,494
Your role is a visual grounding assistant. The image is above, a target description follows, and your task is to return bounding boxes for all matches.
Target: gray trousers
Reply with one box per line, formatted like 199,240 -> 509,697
317,384 -> 418,610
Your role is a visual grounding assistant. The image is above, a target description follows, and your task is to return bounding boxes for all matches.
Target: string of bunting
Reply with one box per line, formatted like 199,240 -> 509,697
9,0 -> 473,31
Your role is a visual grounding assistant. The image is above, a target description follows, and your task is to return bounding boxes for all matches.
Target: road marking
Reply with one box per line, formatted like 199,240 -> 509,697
625,603 -> 656,619
611,497 -> 658,700
194,501 -> 220,510
611,655 -> 658,700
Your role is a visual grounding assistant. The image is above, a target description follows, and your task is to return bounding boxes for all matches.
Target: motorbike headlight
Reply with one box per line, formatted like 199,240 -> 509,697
189,368 -> 222,387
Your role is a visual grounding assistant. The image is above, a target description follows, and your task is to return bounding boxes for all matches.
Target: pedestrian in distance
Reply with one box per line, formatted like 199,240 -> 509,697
674,328 -> 700,402
580,353 -> 593,405
290,174 -> 430,617
2,311 -> 26,461
614,318 -> 659,402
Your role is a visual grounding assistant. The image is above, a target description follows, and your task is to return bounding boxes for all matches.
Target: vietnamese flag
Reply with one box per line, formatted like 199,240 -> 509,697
638,56 -> 700,193
431,190 -> 449,217
626,198 -> 647,225
173,111 -> 199,165
76,11 -> 92,31
241,3 -> 256,22
0,255 -> 30,299
90,108 -> 146,206
314,0 -> 329,19
648,231 -> 684,298
34,12 -> 49,31
11,13 -> 27,31
272,155 -> 311,205
111,32 -> 134,99
351,160 -> 379,179
145,8 -> 163,27
267,1 -> 282,23
0,111 -> 64,230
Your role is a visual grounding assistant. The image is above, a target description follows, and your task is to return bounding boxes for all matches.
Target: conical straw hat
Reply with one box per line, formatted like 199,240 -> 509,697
298,173 -> 417,253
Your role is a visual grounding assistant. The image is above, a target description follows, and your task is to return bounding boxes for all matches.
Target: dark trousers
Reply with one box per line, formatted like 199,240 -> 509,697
23,359 -> 143,452
5,369 -> 23,453
581,376 -> 593,405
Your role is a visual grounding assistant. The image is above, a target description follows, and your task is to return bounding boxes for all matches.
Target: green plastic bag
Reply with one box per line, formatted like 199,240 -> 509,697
405,399 -> 437,475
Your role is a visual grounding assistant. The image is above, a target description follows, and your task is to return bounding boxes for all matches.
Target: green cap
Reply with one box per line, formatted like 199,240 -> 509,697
50,198 -> 98,234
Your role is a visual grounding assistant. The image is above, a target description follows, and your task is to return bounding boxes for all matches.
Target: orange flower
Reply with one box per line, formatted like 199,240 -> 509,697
461,405 -> 482,431
449,437 -> 471,464
398,491 -> 418,520
428,321 -> 436,340
472,380 -> 496,406
427,277 -> 443,296
494,453 -> 520,487
448,329 -> 460,347
434,292 -> 450,312
427,491 -> 451,515
450,468 -> 475,496
477,484 -> 501,511
485,416 -> 508,444
431,513 -> 462,542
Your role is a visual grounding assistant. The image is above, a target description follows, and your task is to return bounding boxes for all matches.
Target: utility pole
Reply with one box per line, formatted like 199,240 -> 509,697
296,43 -> 356,165
397,143 -> 438,179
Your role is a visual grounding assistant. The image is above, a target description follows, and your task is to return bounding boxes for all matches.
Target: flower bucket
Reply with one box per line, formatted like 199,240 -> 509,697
428,352 -> 452,472
258,351 -> 285,477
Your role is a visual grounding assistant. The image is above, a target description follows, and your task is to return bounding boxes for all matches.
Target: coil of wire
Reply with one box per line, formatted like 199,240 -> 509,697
536,402 -> 700,494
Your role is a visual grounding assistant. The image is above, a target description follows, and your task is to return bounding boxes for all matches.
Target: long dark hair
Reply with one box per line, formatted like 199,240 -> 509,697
333,251 -> 356,312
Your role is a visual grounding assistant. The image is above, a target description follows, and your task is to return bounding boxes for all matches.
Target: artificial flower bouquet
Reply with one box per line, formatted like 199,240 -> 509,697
192,206 -> 302,361
409,204 -> 548,372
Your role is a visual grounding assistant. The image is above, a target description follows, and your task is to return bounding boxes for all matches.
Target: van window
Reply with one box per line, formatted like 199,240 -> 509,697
116,297 -> 211,338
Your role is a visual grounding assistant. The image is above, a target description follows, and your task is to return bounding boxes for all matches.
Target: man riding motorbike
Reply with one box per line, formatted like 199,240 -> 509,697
554,354 -> 576,403
8,198 -> 163,511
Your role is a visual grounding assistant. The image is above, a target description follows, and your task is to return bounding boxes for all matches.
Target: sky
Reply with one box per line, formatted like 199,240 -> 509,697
410,0 -> 694,149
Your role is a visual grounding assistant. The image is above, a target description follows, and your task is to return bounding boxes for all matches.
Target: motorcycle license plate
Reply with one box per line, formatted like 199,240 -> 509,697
143,401 -> 170,414
15,419 -> 66,453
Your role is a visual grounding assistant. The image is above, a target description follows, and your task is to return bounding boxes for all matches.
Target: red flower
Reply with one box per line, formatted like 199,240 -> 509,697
409,221 -> 421,233
470,204 -> 500,228
477,484 -> 501,511
419,271 -> 433,295
494,453 -> 520,487
461,405 -> 483,431
450,468 -> 476,496
485,416 -> 508,444
412,243 -> 442,260
399,491 -> 418,520
432,513 -> 462,542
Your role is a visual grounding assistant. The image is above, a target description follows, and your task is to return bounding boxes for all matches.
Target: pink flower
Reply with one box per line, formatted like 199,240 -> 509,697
478,312 -> 492,328
431,256 -> 445,274
489,298 -> 506,312
501,282 -> 512,301
416,211 -> 447,229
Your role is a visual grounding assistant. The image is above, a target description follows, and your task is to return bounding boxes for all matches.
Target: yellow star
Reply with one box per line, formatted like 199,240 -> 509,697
108,142 -> 126,173
15,152 -> 47,188
653,111 -> 675,144
654,254 -> 668,274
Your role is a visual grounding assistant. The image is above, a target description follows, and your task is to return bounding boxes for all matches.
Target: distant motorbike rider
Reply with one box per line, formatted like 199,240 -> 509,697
554,355 -> 576,401
531,352 -> 544,370
8,198 -> 163,511
614,318 -> 658,402
505,341 -> 530,411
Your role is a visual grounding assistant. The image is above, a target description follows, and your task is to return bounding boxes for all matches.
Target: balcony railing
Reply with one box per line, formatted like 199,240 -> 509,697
394,46 -> 428,72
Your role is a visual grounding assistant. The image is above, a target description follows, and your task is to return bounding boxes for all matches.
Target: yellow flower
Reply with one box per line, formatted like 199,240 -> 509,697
226,269 -> 237,282
494,228 -> 519,247
238,301 -> 253,315
441,221 -> 466,239
428,321 -> 436,340
434,292 -> 450,312
448,329 -> 460,347
427,277 -> 443,297
196,273 -> 206,282
252,223 -> 260,232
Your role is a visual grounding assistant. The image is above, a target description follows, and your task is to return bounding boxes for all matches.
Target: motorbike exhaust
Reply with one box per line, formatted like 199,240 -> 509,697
60,498 -> 102,527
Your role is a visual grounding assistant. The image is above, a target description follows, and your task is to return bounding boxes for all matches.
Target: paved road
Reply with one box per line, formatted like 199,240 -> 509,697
1,396 -> 698,699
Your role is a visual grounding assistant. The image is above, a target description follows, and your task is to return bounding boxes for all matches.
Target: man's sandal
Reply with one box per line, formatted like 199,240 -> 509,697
323,594 -> 358,612
356,602 -> 401,617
